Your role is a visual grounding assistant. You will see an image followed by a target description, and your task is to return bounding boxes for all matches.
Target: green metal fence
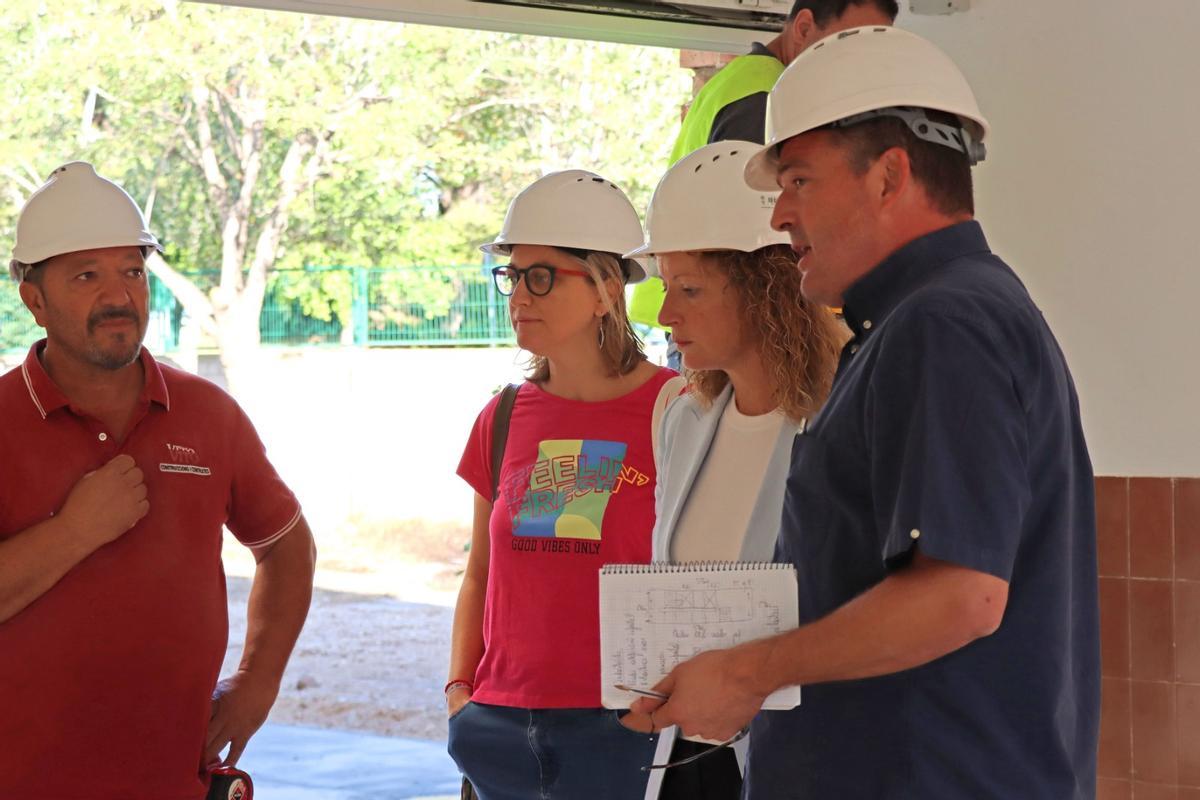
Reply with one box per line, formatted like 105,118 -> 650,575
0,265 -> 515,354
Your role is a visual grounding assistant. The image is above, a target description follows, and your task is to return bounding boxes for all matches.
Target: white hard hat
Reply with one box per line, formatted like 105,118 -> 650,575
481,169 -> 648,283
744,26 -> 990,191
9,161 -> 162,282
625,142 -> 788,270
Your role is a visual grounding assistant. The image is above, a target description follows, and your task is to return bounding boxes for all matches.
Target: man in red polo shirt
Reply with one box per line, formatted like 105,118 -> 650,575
0,162 -> 317,799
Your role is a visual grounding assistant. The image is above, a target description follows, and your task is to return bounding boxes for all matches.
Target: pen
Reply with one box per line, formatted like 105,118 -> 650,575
614,684 -> 669,700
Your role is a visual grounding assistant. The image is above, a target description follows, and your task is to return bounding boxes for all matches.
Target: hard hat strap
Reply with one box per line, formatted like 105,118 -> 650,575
831,106 -> 987,166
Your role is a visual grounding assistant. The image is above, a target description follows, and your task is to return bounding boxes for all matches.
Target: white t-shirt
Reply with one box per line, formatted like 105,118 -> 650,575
670,397 -> 787,563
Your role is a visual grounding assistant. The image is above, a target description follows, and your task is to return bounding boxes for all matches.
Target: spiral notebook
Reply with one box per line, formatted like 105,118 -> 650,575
599,562 -> 801,710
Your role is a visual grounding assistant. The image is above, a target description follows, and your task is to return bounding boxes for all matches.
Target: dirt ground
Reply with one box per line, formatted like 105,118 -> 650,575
221,518 -> 469,742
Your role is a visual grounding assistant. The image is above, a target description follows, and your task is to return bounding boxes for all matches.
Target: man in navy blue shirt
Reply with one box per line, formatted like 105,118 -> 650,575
632,27 -> 1100,798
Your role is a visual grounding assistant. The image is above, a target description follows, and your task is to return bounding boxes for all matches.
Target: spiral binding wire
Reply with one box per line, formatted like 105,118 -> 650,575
600,561 -> 791,574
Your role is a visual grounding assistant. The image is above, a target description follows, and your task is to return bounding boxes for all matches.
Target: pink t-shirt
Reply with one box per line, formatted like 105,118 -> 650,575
457,367 -> 675,708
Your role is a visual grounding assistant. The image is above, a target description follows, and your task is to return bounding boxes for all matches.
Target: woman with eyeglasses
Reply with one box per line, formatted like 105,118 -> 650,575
622,143 -> 844,799
445,170 -> 680,800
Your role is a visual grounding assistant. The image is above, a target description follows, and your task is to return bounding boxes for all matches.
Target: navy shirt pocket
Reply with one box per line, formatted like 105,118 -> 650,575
780,416 -> 884,625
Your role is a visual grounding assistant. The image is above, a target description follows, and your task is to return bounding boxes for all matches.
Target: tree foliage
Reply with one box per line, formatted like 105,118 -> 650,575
0,0 -> 689,386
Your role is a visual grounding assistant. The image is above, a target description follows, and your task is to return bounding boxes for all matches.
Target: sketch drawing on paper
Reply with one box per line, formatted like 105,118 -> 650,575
646,588 -> 754,624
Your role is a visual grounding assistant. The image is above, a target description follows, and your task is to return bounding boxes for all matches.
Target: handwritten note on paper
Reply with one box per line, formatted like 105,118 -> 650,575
599,563 -> 801,710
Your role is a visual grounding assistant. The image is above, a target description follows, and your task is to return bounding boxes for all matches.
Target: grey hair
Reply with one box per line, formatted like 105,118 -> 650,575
8,260 -> 31,283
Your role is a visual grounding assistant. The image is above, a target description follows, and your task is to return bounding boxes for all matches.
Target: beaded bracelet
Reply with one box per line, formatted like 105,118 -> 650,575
444,679 -> 474,697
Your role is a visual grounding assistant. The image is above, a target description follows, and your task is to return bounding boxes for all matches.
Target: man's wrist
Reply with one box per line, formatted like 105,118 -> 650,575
444,679 -> 473,698
47,514 -> 100,563
228,665 -> 284,698
733,637 -> 783,700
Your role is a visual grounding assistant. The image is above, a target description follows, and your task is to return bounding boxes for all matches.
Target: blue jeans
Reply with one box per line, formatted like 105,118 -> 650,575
447,702 -> 658,800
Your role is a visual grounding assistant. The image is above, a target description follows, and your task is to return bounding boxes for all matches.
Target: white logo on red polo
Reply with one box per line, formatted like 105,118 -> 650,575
166,443 -> 199,464
160,442 -> 212,476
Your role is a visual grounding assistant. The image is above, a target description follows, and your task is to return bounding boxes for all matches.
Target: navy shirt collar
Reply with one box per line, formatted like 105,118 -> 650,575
841,220 -> 992,338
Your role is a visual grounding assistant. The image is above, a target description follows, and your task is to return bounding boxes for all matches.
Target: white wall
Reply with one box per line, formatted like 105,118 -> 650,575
900,1 -> 1200,476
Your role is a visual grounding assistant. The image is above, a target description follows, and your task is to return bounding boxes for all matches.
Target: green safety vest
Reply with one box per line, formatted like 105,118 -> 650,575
629,53 -> 784,330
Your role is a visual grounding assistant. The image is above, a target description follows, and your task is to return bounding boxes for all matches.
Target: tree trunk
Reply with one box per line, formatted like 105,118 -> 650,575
214,290 -> 265,403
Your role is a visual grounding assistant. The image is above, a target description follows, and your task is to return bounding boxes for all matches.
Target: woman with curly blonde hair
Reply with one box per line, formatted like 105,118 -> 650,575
620,142 -> 843,799
680,243 -> 841,421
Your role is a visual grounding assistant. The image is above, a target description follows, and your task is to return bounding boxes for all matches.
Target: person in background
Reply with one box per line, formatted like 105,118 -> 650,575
624,141 -> 842,798
445,170 -> 679,800
0,161 -> 316,799
629,0 -> 900,365
633,27 -> 1100,799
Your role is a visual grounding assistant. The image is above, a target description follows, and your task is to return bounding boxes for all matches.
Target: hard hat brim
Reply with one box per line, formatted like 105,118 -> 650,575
479,241 -> 511,257
744,145 -> 783,193
625,231 -> 791,260
13,234 -> 162,267
481,238 -> 647,284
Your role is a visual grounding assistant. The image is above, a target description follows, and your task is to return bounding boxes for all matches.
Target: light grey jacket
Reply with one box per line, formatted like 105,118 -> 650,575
652,384 -> 802,564
645,384 -> 802,798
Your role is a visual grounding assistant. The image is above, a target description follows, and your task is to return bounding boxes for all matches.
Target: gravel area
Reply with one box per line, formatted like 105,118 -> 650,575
223,575 -> 454,742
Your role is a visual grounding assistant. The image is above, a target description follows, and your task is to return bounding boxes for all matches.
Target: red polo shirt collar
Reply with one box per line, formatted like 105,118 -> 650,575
20,340 -> 171,419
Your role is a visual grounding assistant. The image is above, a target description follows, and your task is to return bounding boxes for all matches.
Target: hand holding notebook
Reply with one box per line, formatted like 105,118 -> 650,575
599,561 -> 802,710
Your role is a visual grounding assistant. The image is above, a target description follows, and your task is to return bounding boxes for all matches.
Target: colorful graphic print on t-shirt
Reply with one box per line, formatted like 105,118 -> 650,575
454,368 -> 675,708
507,438 -> 651,540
